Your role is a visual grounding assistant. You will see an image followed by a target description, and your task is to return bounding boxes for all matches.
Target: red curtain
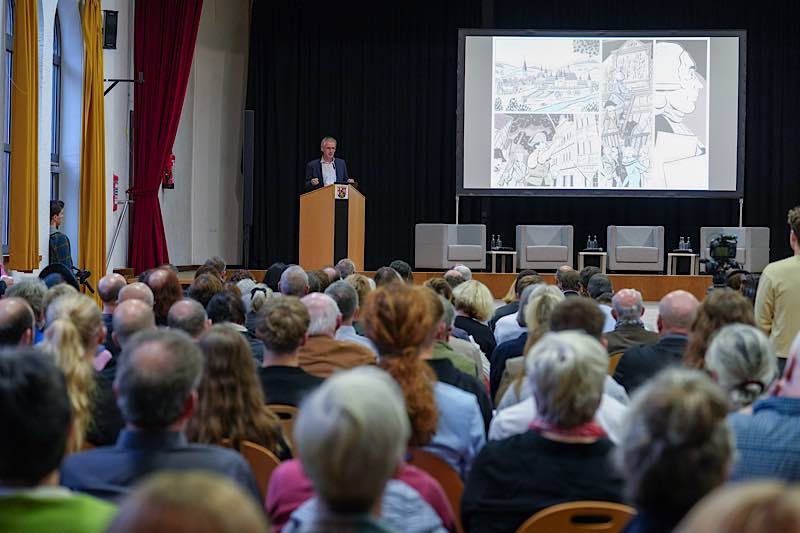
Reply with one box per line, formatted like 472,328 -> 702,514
129,0 -> 203,274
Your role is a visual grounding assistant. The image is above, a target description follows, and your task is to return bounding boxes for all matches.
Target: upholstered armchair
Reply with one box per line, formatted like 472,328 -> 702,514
414,224 -> 486,270
516,225 -> 574,270
607,226 -> 665,272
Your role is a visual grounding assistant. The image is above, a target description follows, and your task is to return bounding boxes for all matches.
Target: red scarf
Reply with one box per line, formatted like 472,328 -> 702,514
528,417 -> 606,438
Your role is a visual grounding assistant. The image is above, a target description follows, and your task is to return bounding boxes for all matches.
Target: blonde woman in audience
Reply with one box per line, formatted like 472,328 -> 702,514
43,283 -> 78,312
42,293 -> 123,451
345,273 -> 373,334
452,280 -> 497,357
677,481 -> 800,533
705,323 -> 778,411
683,288 -> 755,369
186,325 -> 290,459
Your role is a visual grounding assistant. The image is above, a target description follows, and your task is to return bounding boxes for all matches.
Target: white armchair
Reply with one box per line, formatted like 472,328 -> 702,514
516,225 -> 574,270
414,224 -> 486,270
607,226 -> 665,272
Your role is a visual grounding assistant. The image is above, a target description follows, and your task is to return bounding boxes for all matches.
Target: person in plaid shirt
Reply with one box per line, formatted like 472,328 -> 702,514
49,200 -> 73,270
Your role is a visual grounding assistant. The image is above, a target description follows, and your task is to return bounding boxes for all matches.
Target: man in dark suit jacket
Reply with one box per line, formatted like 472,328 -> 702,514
613,290 -> 699,393
304,136 -> 351,191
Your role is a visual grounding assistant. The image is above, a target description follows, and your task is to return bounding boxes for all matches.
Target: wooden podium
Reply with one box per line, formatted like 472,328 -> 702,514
299,184 -> 364,270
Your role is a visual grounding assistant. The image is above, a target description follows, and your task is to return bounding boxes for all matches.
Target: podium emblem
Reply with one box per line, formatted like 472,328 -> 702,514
335,184 -> 349,199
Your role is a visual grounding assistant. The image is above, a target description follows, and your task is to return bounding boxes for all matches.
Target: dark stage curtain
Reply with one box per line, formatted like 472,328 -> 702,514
129,0 -> 203,274
247,0 -> 800,269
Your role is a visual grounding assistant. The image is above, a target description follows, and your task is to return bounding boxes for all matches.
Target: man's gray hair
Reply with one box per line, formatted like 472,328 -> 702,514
6,276 -> 47,322
335,258 -> 356,279
526,330 -> 607,428
114,329 -> 203,429
118,282 -> 155,307
295,366 -> 409,512
324,280 -> 358,322
440,296 -> 456,329
113,300 -> 157,351
453,264 -> 472,281
301,293 -> 341,336
516,283 -> 542,327
279,265 -> 309,297
320,136 -> 337,149
167,299 -> 208,338
705,324 -> 777,410
612,288 -> 644,321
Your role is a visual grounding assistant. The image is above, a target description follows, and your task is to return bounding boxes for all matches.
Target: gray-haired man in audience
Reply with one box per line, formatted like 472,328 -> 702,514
279,265 -> 310,297
167,299 -> 211,339
325,280 -> 377,355
604,288 -> 658,353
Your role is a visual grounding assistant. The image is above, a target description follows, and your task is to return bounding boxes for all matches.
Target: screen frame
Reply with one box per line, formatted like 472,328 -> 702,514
456,28 -> 747,198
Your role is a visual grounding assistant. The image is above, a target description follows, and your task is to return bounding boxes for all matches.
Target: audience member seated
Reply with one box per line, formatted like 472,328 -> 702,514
617,368 -> 733,533
335,257 -> 356,279
240,281 -> 272,334
443,268 -> 465,288
453,264 -> 472,281
494,282 -> 542,346
307,269 -> 331,292
270,367 -> 451,532
203,256 -> 227,279
194,264 -> 222,281
0,297 -> 35,346
107,299 -> 157,382
108,471 -> 268,533
5,276 -> 47,343
462,331 -> 624,532
579,265 -> 601,296
423,277 -> 454,302
494,285 -> 564,406
453,280 -> 497,358
207,290 -> 265,363
255,297 -> 324,406
0,348 -> 116,533
42,283 -> 78,312
60,329 -> 259,501
605,288 -> 659,353
322,266 -> 340,284
325,280 -> 378,355
588,273 -> 616,332
264,262 -> 288,292
297,293 -> 375,378
389,259 -> 414,283
555,265 -> 580,297
279,265 -> 310,297
614,290 -> 698,394
145,267 -> 183,326
42,294 -> 123,449
187,274 -> 224,309
167,298 -> 211,339
227,269 -> 255,284
344,272 -> 373,335
678,480 -> 800,533
362,283 -> 485,478
118,281 -> 155,306
728,331 -> 800,482
684,288 -> 756,369
489,270 -> 540,331
373,265 -> 402,287
705,324 -> 777,411
97,272 -> 127,357
432,297 -> 480,378
186,325 -> 290,459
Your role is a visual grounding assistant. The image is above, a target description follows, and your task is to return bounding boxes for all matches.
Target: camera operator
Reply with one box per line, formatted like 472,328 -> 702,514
48,200 -> 73,270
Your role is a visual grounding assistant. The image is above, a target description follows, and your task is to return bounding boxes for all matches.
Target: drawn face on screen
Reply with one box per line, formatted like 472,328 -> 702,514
655,42 -> 704,120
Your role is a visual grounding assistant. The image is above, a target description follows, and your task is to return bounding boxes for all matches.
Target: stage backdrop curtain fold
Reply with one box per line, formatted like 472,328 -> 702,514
7,0 -> 38,271
128,0 -> 203,274
79,0 -> 106,303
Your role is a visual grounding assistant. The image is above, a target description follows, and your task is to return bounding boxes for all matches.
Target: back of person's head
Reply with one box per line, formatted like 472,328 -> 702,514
658,290 -> 699,333
389,259 -> 413,283
558,269 -> 581,292
453,264 -> 472,281
443,269 -> 465,288
295,366 -> 410,513
684,288 -> 755,369
187,325 -> 280,451
0,347 -> 71,486
526,331 -> 607,429
705,324 -> 777,410
515,269 -> 540,295
206,290 -> 246,325
167,299 -> 208,338
515,282 -> 544,327
323,266 -> 340,283
107,471 -> 269,533
516,273 -> 543,299
119,281 -> 156,307
279,265 -> 309,297
146,268 -> 183,324
97,273 -> 127,305
325,280 -> 359,322
310,269 -> 332,292
202,256 -> 227,276
43,283 -> 78,313
300,292 -> 341,337
345,273 -> 373,306
263,262 -> 288,292
522,285 -> 565,353
587,273 -> 613,302
241,281 -> 272,316
0,297 -> 35,345
555,265 -> 574,286
549,297 -> 605,340
612,288 -> 644,322
335,258 -> 356,280
677,481 -> 800,533
373,266 -> 402,287
227,269 -> 254,284
256,296 -> 309,354
423,277 -> 454,303
113,299 -> 157,350
617,368 -> 733,519
452,280 -> 495,322
115,329 -> 204,429
6,275 -> 47,323
187,274 -> 224,309
439,296 -> 457,331
579,266 -> 601,294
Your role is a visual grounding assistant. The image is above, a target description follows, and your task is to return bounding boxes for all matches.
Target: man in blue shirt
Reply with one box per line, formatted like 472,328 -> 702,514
60,329 -> 259,501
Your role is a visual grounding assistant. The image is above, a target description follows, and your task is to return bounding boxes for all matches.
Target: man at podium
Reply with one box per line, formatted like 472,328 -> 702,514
304,136 -> 352,191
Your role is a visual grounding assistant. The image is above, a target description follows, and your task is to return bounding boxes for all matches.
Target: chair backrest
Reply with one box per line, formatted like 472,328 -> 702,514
406,448 -> 465,533
527,225 -> 568,246
608,351 -> 624,375
615,226 -> 656,247
268,404 -> 298,449
455,224 -> 485,245
239,440 -> 281,501
516,501 -> 636,533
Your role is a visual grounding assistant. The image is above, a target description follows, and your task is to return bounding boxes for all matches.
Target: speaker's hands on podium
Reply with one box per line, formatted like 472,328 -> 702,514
311,177 -> 320,187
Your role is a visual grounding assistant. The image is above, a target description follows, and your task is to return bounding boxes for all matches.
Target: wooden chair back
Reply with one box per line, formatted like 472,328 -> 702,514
268,404 -> 298,449
406,447 -> 465,533
516,501 -> 636,533
608,351 -> 624,375
239,440 -> 281,501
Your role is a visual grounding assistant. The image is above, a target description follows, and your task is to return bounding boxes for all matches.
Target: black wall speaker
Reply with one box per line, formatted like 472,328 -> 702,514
103,10 -> 118,50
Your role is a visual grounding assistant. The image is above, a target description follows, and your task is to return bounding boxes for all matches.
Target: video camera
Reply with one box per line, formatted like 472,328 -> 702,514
701,234 -> 743,289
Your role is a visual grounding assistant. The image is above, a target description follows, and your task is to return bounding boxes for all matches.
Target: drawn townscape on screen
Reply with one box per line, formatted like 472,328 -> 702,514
491,37 -> 709,189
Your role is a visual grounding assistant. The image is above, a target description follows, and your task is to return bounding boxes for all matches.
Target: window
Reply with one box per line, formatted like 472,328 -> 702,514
2,0 -> 12,251
51,13 -> 61,200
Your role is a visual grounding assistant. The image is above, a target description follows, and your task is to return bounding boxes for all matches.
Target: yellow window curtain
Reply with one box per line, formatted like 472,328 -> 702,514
79,0 -> 106,302
7,0 -> 38,271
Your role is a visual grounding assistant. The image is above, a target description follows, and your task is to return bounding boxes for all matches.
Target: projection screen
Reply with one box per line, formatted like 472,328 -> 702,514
457,30 -> 746,198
